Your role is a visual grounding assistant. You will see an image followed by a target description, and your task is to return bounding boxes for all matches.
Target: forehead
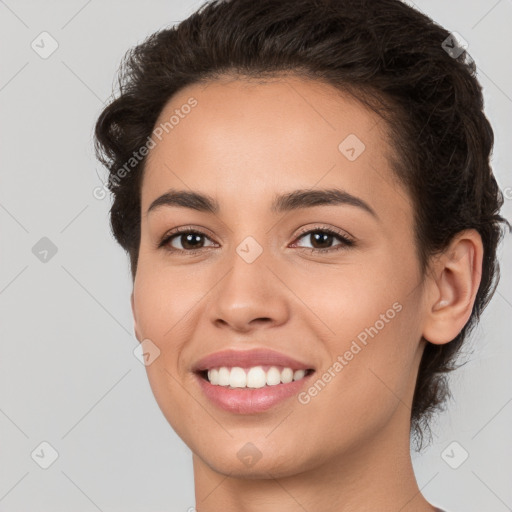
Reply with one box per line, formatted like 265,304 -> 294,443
141,75 -> 411,221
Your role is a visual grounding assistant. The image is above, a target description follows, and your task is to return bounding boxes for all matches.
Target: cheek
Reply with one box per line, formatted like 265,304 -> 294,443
293,305 -> 420,454
293,257 -> 422,429
131,266 -> 198,403
285,251 -> 404,338
132,267 -> 201,436
133,261 -> 203,341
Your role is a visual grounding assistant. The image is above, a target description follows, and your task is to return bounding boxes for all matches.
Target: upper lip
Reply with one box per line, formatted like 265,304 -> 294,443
192,348 -> 315,372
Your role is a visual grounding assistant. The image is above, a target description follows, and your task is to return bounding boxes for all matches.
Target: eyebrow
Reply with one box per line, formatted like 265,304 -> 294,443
146,187 -> 378,219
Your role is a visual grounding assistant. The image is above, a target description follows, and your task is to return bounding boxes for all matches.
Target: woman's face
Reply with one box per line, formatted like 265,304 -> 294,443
132,76 -> 428,477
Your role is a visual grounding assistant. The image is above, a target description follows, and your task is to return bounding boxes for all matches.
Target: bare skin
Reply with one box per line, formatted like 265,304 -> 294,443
130,75 -> 483,512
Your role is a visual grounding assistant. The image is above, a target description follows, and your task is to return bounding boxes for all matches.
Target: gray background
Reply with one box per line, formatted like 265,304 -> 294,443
0,1 -> 511,511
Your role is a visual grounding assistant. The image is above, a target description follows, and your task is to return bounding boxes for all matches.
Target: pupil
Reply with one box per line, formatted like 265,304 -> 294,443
312,232 -> 332,248
179,232 -> 334,250
183,233 -> 203,249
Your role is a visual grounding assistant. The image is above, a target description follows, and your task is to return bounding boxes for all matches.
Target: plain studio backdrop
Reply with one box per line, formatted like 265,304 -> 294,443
0,1 -> 511,511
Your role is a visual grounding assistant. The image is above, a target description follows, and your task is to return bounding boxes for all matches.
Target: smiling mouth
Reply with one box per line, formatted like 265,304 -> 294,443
197,366 -> 315,389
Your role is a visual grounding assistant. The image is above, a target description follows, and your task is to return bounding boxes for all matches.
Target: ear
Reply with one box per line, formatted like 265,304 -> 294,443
422,229 -> 483,345
131,291 -> 142,342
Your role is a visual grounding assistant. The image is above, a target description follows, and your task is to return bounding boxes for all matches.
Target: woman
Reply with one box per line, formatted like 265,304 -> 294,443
93,0 -> 510,510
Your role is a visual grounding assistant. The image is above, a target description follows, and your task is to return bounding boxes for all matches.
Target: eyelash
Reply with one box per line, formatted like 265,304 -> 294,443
157,225 -> 355,256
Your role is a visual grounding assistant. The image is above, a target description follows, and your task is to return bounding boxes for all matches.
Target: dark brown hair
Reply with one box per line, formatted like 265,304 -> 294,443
93,0 -> 511,449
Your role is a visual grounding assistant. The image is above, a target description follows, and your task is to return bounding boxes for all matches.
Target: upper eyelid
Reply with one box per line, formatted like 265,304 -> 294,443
161,225 -> 354,248
294,225 -> 354,241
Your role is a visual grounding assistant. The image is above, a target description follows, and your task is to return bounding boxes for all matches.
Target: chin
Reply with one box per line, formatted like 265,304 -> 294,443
200,450 -> 309,479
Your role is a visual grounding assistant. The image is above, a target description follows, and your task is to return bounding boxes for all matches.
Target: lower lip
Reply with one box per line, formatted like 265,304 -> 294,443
195,372 -> 314,414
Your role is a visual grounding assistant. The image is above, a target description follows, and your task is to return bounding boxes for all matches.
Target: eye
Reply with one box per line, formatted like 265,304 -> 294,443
158,227 -> 216,254
158,225 -> 355,255
291,226 -> 355,254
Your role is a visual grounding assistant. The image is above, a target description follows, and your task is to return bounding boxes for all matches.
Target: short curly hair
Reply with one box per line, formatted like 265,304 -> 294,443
93,0 -> 511,449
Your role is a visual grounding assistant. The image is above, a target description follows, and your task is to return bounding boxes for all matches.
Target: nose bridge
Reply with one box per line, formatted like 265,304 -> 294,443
207,230 -> 288,329
224,231 -> 271,296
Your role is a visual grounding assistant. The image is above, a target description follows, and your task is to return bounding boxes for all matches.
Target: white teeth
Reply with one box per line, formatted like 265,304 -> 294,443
246,367 -> 267,388
208,368 -> 219,385
205,365 -> 310,387
281,367 -> 293,384
293,369 -> 306,381
229,367 -> 247,388
266,366 -> 281,386
218,367 -> 230,386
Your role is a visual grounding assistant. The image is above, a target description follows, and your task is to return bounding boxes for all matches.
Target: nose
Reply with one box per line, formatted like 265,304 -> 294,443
207,250 -> 290,333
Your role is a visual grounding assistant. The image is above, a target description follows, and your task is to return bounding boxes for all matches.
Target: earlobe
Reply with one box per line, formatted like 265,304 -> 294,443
422,229 -> 483,345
